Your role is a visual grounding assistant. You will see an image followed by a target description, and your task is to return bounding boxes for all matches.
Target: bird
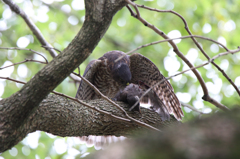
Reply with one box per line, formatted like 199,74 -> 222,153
76,50 -> 184,149
112,83 -> 144,113
113,82 -> 170,121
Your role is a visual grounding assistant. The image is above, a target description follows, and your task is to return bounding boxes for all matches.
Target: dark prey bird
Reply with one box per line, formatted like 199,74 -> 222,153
113,82 -> 170,121
112,83 -> 144,113
76,50 -> 183,149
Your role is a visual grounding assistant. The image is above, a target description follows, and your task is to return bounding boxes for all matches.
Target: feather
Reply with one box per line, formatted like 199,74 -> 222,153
129,53 -> 183,120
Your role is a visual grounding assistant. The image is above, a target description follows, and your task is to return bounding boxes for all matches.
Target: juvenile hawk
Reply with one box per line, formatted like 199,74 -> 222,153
76,50 -> 183,149
76,50 -> 183,120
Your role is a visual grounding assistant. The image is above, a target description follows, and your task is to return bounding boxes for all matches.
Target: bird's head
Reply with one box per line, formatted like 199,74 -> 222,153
112,63 -> 132,85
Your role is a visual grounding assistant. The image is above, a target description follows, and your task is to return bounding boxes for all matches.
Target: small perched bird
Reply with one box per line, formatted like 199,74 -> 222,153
76,50 -> 183,149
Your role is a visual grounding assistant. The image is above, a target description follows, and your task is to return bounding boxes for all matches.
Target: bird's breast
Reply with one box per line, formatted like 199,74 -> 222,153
94,66 -> 124,98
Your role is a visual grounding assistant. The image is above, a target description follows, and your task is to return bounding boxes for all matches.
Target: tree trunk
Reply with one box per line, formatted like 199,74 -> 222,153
0,0 -> 127,152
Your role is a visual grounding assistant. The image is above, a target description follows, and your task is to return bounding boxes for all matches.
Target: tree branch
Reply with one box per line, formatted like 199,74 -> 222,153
125,1 -> 208,95
0,47 -> 48,64
0,75 -> 162,132
125,1 -> 231,111
87,107 -> 240,159
115,35 -> 230,62
0,94 -> 177,153
181,102 -> 205,114
136,4 -> 240,97
137,48 -> 240,112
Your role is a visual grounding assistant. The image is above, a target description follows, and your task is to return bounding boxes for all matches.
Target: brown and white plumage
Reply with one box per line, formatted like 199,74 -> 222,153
76,51 -> 183,120
129,53 -> 183,120
76,51 -> 131,100
79,135 -> 126,150
76,50 -> 183,149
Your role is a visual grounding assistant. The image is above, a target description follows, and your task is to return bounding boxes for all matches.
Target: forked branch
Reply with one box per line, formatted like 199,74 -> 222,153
125,1 -> 208,95
124,0 -> 238,111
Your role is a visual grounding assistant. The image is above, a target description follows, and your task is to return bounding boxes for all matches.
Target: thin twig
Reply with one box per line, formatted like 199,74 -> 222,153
0,77 -> 25,84
0,47 -> 48,64
180,102 -> 205,114
211,47 -> 240,59
166,47 -> 240,80
41,46 -> 62,53
115,35 -> 229,62
136,4 -> 240,96
0,59 -> 46,70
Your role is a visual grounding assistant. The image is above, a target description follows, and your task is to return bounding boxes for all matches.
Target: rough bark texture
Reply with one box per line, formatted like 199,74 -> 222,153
0,0 -> 127,153
0,94 -> 178,152
87,108 -> 240,159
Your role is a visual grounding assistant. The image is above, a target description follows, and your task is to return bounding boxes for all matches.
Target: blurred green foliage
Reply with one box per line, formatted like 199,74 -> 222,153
0,0 -> 240,158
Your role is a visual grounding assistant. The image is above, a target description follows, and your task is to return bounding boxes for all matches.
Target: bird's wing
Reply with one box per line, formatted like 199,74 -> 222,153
129,53 -> 183,120
75,59 -> 102,100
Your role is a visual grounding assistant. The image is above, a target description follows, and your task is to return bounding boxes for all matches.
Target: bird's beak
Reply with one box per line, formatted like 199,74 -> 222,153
126,82 -> 129,86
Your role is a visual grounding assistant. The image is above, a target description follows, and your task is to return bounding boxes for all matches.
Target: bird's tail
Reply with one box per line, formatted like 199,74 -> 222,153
78,135 -> 126,150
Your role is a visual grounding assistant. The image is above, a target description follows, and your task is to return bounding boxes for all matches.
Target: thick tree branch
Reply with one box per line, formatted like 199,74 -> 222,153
87,108 -> 240,159
73,73 -> 160,132
0,0 -> 127,152
0,94 -> 177,153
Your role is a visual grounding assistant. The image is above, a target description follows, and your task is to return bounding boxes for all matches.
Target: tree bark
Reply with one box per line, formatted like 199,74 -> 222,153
0,0 -> 127,153
87,108 -> 240,159
0,94 -> 178,152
